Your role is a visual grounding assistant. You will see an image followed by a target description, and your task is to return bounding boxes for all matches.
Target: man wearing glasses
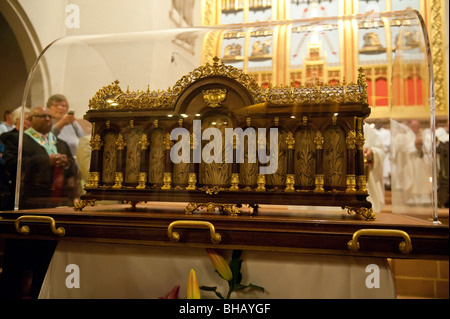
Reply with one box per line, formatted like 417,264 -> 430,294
2,106 -> 77,209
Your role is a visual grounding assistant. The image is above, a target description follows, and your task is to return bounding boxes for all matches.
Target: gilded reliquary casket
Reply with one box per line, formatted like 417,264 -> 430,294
77,57 -> 374,220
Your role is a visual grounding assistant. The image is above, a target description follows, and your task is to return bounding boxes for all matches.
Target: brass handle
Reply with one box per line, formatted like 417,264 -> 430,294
347,229 -> 412,254
167,220 -> 221,244
15,215 -> 65,237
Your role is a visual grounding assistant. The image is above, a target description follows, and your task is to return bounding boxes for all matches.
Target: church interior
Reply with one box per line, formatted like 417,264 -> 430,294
0,0 -> 448,300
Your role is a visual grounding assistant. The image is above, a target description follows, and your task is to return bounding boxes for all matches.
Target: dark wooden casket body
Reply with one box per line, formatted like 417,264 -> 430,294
78,57 -> 374,219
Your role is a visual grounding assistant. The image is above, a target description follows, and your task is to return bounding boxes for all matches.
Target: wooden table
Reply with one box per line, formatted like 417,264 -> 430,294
0,202 -> 448,260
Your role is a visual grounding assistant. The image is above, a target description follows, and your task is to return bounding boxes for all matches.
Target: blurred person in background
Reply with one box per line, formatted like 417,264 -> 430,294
47,94 -> 85,165
0,106 -> 31,210
2,106 -> 77,209
0,109 -> 14,134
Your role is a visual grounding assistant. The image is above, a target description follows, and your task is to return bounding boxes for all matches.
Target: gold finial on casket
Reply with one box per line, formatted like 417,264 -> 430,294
115,133 -> 126,150
186,173 -> 197,190
256,174 -> 266,192
285,131 -> 295,150
90,134 -> 103,151
314,131 -> 324,149
139,133 -> 149,150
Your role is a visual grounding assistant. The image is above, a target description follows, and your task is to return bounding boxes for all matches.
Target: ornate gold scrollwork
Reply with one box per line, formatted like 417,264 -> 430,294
89,133 -> 103,151
256,174 -> 266,191
15,215 -> 65,237
347,229 -> 412,254
167,220 -> 221,244
89,58 -> 369,111
73,199 -> 95,211
345,206 -> 376,220
185,202 -> 240,216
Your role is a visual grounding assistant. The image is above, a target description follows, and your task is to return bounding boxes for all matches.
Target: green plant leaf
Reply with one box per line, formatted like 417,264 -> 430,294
233,283 -> 265,292
229,250 -> 243,286
199,285 -> 224,299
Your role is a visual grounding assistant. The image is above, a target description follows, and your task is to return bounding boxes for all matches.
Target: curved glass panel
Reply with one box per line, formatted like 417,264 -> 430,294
8,10 -> 439,222
389,11 -> 438,222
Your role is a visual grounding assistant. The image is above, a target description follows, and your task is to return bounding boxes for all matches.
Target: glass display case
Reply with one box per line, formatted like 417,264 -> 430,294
0,9 -> 446,260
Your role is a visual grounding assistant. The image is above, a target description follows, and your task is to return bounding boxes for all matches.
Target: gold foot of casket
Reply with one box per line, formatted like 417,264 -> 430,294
124,200 -> 144,210
345,206 -> 376,220
185,202 -> 241,215
73,199 -> 96,211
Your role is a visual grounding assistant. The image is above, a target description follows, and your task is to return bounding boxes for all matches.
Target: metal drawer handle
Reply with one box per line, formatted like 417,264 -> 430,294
167,220 -> 221,244
347,229 -> 412,254
15,215 -> 65,237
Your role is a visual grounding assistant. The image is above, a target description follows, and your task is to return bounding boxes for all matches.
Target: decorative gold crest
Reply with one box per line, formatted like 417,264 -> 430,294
203,88 -> 227,108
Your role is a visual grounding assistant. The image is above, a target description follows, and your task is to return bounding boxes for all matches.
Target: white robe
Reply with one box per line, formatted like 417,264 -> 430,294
374,127 -> 391,186
390,121 -> 432,206
364,123 -> 386,213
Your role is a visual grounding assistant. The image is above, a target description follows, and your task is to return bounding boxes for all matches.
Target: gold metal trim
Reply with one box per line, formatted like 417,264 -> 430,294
112,172 -> 124,189
15,215 -> 65,237
167,220 -> 221,244
115,133 -> 126,150
229,173 -> 239,191
314,174 -> 325,192
357,175 -> 368,193
285,174 -> 295,192
345,206 -> 375,220
136,172 -> 147,189
256,174 -> 266,191
347,229 -> 412,254
345,175 -> 357,193
203,88 -> 227,108
186,173 -> 197,190
86,172 -> 100,188
314,131 -> 324,149
285,132 -> 295,149
89,134 -> 103,151
73,199 -> 95,211
161,172 -> 172,190
185,202 -> 240,215
139,133 -> 149,150
89,58 -> 369,110
346,130 -> 356,150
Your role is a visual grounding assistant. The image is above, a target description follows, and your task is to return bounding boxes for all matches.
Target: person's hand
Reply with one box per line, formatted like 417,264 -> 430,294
363,147 -> 374,165
49,153 -> 70,168
55,113 -> 75,130
414,136 -> 423,150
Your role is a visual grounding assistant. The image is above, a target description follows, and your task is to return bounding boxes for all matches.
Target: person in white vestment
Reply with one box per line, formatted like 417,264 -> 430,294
390,119 -> 432,207
373,119 -> 391,190
363,122 -> 386,213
